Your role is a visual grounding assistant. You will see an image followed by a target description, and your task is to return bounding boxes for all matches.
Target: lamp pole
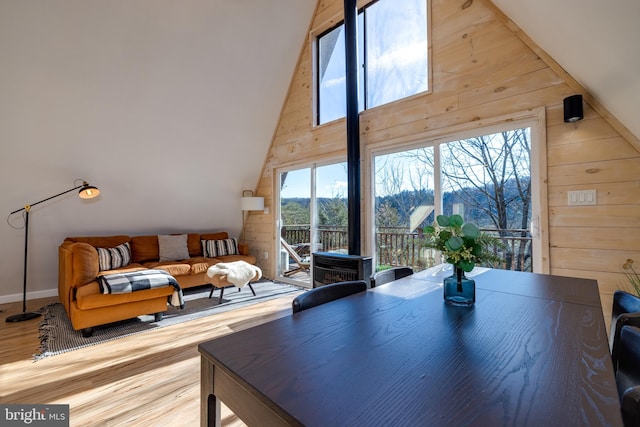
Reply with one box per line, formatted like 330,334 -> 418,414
7,205 -> 40,322
6,181 -> 99,322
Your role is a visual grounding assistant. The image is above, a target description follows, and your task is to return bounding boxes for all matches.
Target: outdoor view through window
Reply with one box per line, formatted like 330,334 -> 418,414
278,128 -> 533,281
317,0 -> 428,124
374,128 -> 533,273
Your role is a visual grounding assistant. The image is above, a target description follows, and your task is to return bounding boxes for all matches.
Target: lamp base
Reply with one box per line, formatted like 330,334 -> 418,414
5,311 -> 41,323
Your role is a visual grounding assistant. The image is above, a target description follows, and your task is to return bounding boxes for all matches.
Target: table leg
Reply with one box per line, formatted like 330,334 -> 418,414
201,358 -> 221,427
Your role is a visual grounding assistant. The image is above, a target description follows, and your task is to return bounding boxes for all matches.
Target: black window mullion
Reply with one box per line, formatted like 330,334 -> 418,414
361,9 -> 368,111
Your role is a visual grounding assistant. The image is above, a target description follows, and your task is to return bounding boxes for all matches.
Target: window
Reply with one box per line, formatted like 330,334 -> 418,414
317,0 -> 428,125
372,123 -> 547,274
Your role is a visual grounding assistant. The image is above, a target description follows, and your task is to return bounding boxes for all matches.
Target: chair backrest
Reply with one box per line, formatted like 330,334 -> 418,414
370,267 -> 414,288
616,325 -> 640,426
280,237 -> 308,265
610,290 -> 640,372
292,280 -> 367,313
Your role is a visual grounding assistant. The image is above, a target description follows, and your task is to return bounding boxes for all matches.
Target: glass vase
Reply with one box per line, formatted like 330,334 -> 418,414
443,266 -> 475,306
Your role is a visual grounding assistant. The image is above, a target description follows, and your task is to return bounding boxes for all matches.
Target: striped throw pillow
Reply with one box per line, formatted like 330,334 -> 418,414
201,238 -> 238,258
97,242 -> 132,271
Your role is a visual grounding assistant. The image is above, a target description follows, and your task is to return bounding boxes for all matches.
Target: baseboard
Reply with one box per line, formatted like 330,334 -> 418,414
0,288 -> 58,305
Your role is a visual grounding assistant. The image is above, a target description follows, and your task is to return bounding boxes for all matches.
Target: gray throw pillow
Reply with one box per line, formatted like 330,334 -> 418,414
158,234 -> 189,262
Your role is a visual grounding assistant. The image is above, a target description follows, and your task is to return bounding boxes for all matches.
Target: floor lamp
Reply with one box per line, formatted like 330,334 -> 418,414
6,180 -> 101,322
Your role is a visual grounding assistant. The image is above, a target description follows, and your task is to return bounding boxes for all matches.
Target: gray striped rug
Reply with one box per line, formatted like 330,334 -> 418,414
35,279 -> 302,361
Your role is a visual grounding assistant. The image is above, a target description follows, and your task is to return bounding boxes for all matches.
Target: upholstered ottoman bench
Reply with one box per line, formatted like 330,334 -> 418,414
206,260 -> 262,304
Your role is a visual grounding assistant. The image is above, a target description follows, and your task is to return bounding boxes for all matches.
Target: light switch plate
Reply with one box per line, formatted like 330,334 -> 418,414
568,189 -> 597,206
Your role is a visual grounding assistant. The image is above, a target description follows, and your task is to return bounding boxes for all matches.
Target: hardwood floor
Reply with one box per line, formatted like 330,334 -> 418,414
0,292 -> 301,426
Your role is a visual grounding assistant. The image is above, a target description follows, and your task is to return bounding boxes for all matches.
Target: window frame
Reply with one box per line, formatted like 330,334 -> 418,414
363,108 -> 549,274
312,0 -> 431,126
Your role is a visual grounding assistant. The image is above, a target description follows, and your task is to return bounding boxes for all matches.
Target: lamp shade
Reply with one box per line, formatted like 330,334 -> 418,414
79,184 -> 100,199
241,196 -> 264,211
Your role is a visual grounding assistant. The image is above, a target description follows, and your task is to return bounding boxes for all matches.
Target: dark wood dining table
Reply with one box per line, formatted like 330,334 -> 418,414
198,267 -> 623,426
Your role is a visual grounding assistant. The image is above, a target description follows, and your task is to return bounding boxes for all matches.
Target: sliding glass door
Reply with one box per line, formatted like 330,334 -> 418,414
277,161 -> 348,287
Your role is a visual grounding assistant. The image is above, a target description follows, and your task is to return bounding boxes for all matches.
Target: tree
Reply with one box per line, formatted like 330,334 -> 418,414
318,197 -> 348,227
439,130 -> 531,270
374,153 -> 434,230
407,128 -> 532,271
281,201 -> 309,226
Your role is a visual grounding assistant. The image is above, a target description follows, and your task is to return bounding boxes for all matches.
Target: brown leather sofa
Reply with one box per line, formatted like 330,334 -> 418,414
58,231 -> 256,336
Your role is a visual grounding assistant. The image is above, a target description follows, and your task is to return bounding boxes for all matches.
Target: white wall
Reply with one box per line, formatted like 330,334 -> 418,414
0,0 -> 315,301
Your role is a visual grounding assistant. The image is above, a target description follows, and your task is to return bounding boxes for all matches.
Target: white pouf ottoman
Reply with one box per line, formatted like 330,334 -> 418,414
206,261 -> 262,303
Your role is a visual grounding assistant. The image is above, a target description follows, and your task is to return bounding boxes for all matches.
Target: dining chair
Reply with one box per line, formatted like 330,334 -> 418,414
610,290 -> 640,372
370,266 -> 414,288
292,280 -> 367,313
615,325 -> 640,426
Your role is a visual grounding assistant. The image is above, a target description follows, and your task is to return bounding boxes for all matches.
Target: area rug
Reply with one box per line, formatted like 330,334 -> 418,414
34,279 -> 302,361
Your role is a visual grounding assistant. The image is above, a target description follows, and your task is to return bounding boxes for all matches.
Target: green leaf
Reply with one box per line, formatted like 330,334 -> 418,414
462,223 -> 479,238
449,214 -> 464,227
471,243 -> 483,257
458,260 -> 474,272
445,236 -> 464,251
436,215 -> 450,226
424,225 -> 435,233
439,230 -> 452,241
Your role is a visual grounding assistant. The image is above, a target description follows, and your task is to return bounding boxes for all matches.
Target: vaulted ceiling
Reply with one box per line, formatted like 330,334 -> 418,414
492,0 -> 640,141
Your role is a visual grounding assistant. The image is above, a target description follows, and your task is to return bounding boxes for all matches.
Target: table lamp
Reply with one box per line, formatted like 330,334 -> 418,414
240,190 -> 264,242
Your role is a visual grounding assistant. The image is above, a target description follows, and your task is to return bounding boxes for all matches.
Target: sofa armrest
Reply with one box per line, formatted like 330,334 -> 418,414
238,242 -> 250,256
58,243 -> 74,312
58,242 -> 99,313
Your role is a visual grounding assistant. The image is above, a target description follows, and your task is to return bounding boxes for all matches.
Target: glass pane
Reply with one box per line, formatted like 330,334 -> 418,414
279,169 -> 311,281
373,148 -> 435,271
440,128 -> 532,271
365,0 -> 428,108
318,25 -> 346,124
315,163 -> 348,253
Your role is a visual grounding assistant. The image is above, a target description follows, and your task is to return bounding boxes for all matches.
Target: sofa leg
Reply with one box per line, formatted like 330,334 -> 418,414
154,312 -> 163,322
81,327 -> 94,338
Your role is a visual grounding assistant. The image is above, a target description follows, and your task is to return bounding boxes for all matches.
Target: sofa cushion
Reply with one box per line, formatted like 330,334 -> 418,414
217,254 -> 257,265
158,234 -> 189,261
142,261 -> 191,277
97,242 -> 132,271
130,235 -> 159,263
188,257 -> 222,275
97,265 -> 147,276
187,233 -> 203,257
201,232 -> 229,241
202,238 -> 238,258
66,235 -> 130,248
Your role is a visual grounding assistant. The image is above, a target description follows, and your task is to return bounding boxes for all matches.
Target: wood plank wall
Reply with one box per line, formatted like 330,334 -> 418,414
244,0 -> 640,321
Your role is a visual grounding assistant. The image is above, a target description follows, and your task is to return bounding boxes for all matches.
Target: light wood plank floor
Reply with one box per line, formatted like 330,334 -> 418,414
0,292 -> 301,426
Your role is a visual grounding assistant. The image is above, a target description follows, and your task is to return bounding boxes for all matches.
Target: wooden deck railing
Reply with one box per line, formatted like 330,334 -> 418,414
281,225 -> 532,272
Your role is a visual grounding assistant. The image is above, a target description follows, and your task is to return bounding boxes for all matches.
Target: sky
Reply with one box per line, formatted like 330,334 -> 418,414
281,163 -> 348,199
319,0 -> 428,123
